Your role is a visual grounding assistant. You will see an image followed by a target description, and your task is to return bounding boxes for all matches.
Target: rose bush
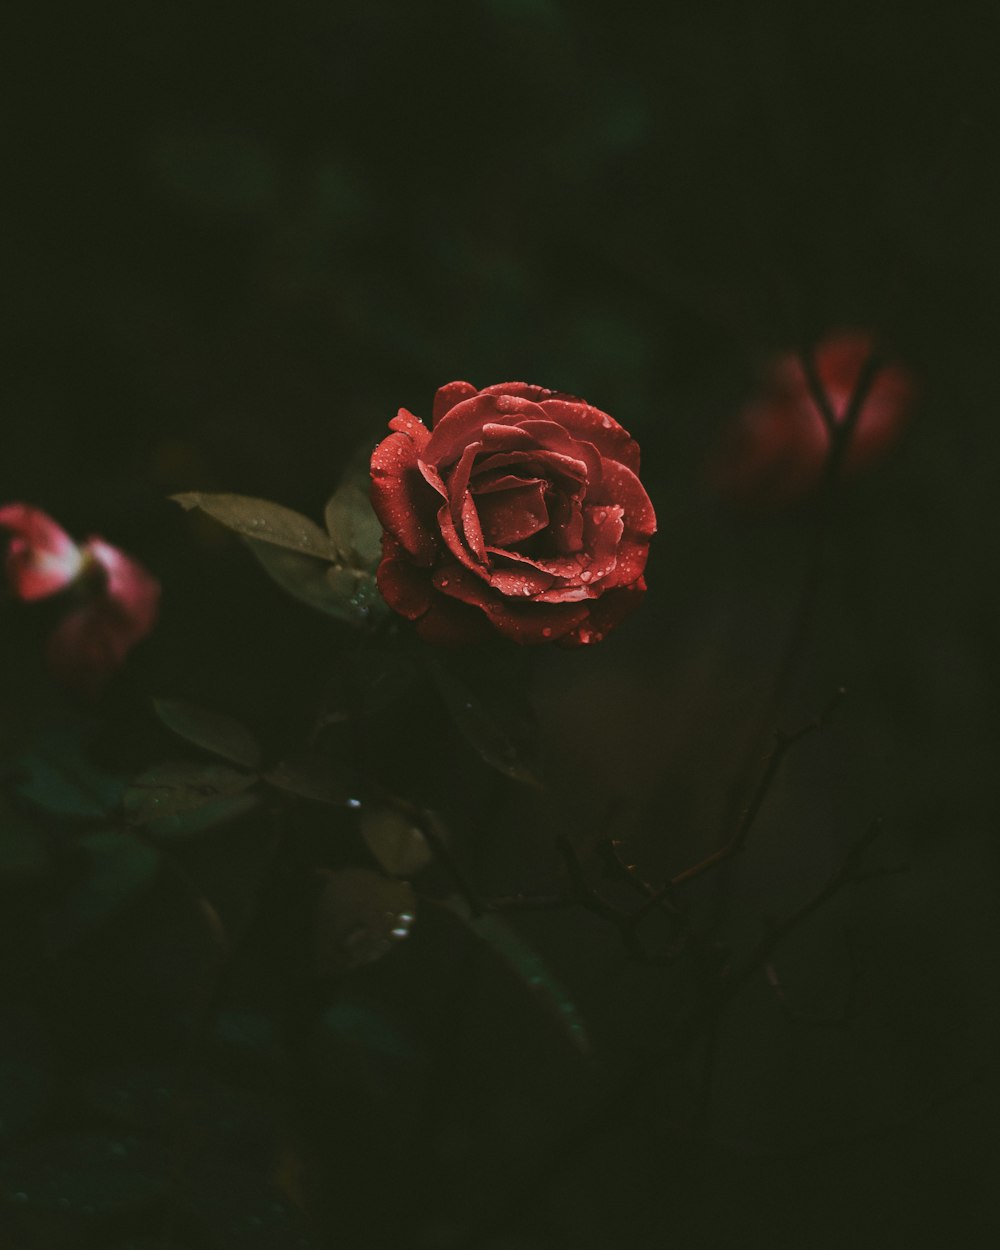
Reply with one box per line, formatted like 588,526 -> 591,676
370,381 -> 655,646
711,331 -> 915,509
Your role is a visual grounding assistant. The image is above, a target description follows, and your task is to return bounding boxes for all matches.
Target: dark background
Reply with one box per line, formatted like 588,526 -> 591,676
2,2 -> 999,1247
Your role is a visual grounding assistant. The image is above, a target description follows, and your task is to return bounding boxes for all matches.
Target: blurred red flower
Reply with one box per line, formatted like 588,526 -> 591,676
0,505 -> 160,692
711,331 -> 916,510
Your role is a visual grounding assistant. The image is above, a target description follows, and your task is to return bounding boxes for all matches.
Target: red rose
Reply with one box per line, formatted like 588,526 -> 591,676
711,331 -> 916,509
0,504 -> 160,692
370,381 -> 655,646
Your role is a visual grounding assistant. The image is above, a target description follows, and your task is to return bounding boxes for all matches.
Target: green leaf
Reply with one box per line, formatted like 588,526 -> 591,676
0,1132 -> 169,1215
10,723 -> 127,819
123,761 -> 260,838
61,832 -> 161,939
314,869 -> 416,976
172,492 -> 336,559
244,538 -> 381,626
360,804 -> 432,877
262,756 -> 358,807
451,905 -> 591,1056
426,656 -> 541,786
153,697 -> 262,769
324,455 -> 383,571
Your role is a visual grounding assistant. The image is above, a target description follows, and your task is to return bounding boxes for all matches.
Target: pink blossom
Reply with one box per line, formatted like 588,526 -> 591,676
0,503 -> 84,600
0,504 -> 160,692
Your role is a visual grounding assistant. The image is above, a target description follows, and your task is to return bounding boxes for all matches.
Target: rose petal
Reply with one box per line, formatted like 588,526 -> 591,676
598,537 -> 649,589
472,449 -> 588,487
84,539 -> 160,638
47,598 -> 131,694
45,542 -> 160,693
589,460 -> 656,537
460,493 -> 488,563
437,502 -> 486,574
437,562 -> 591,643
487,600 -> 590,645
559,579 -> 647,647
547,494 -> 585,554
486,547 -> 588,583
487,566 -> 555,597
376,537 -> 434,620
513,421 -> 603,486
478,381 -> 586,405
388,407 -> 430,450
471,473 -> 544,495
445,442 -> 482,521
425,393 -> 550,466
371,430 -> 441,563
432,381 -> 479,425
475,480 -> 549,547
416,595 -> 494,645
0,503 -> 84,600
537,399 -> 641,472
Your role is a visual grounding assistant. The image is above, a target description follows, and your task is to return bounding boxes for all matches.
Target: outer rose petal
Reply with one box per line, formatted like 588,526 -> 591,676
375,536 -> 434,620
536,399 -> 641,472
46,598 -> 139,694
425,393 -> 550,466
0,503 -> 84,600
46,538 -> 159,693
85,539 -> 160,640
433,381 -> 480,425
589,461 -> 657,537
560,578 -> 647,647
371,425 -> 441,563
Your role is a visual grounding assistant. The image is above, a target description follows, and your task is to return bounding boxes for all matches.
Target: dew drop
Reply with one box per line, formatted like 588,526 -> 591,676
347,797 -> 361,809
579,570 -> 592,583
595,510 -> 607,525
439,577 -> 449,587
601,415 -> 613,428
542,627 -> 553,637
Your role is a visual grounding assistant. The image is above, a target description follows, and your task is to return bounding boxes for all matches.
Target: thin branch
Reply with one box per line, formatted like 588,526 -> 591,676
764,926 -> 861,1027
727,816 -> 884,999
640,690 -> 846,908
773,342 -> 885,702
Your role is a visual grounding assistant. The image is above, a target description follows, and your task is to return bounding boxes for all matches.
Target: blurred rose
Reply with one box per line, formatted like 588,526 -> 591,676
0,505 -> 160,692
711,332 -> 916,509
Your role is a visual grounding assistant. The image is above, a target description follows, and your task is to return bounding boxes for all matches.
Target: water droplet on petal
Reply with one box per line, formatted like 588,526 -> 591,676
601,415 -> 613,428
439,577 -> 449,587
579,570 -> 592,583
542,627 -> 553,637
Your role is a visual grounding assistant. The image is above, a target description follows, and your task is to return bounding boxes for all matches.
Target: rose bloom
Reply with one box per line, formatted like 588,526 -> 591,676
711,331 -> 916,509
370,381 -> 656,645
0,504 -> 160,692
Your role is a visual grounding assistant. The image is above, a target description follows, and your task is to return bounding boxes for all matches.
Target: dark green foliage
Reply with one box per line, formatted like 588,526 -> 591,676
152,699 -> 262,770
123,762 -> 260,839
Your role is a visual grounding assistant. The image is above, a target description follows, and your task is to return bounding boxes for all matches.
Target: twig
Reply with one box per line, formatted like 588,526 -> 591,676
773,343 -> 884,702
639,689 -> 846,913
764,926 -> 861,1027
726,816 -> 884,999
